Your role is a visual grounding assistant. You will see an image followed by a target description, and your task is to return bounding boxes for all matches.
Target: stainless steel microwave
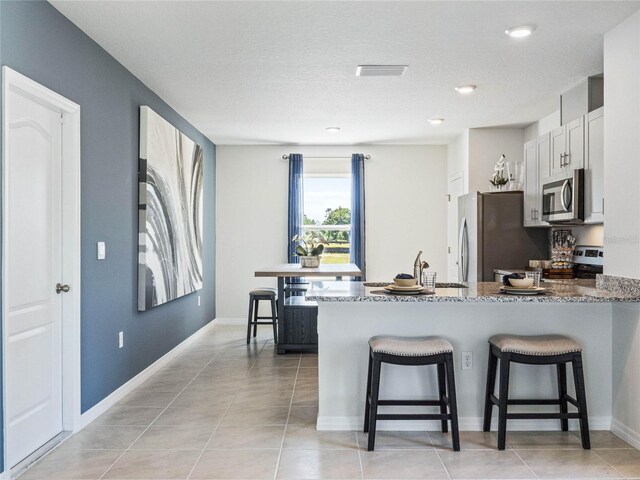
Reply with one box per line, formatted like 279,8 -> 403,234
542,169 -> 584,224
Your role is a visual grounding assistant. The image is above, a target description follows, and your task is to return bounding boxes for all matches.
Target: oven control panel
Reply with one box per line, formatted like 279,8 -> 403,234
572,245 -> 604,266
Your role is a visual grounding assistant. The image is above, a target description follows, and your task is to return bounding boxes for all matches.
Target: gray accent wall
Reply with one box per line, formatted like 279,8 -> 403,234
0,1 -> 216,468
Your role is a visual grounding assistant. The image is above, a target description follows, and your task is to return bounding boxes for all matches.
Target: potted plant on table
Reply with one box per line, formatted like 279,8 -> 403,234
292,232 -> 326,267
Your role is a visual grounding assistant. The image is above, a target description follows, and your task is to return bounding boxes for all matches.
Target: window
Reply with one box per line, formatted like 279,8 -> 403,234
302,158 -> 351,264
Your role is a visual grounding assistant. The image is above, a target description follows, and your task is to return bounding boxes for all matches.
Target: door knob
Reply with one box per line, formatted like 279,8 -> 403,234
55,283 -> 70,294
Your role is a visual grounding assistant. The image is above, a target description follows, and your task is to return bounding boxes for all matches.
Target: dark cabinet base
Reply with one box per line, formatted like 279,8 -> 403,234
277,302 -> 318,355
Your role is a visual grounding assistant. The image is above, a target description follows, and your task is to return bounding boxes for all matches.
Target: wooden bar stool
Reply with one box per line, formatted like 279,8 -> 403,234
483,334 -> 590,450
364,335 -> 460,451
246,288 -> 278,344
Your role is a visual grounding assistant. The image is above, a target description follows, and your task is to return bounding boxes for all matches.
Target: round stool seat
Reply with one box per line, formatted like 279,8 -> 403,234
369,335 -> 453,357
489,334 -> 582,356
250,288 -> 276,296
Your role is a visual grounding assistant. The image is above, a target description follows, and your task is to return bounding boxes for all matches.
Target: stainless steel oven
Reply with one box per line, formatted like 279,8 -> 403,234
542,169 -> 584,224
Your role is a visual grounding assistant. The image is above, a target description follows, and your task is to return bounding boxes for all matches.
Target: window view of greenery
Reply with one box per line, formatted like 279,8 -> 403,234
303,176 -> 351,264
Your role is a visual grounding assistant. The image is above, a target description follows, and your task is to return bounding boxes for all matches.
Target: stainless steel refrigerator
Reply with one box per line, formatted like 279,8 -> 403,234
458,191 -> 548,282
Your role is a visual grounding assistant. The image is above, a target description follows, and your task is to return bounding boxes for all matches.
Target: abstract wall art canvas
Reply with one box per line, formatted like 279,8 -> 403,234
138,106 -> 204,311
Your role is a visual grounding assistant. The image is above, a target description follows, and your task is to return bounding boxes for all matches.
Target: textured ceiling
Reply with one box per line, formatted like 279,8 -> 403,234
50,1 -> 640,145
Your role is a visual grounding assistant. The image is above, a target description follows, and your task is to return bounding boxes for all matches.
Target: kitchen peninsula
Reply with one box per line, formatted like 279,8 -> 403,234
255,263 -> 361,354
306,281 -> 640,433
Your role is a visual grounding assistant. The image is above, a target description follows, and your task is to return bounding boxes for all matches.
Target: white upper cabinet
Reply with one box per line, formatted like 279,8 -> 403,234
524,109 -> 603,227
550,117 -> 584,178
584,106 -> 604,223
523,139 -> 538,227
523,135 -> 550,227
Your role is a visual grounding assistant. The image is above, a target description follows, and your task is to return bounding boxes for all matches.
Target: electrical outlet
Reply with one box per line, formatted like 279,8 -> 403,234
119,331 -> 124,349
198,295 -> 201,307
462,351 -> 473,370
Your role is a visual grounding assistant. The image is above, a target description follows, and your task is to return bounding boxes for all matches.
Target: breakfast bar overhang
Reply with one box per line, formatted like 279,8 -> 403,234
305,281 -> 640,432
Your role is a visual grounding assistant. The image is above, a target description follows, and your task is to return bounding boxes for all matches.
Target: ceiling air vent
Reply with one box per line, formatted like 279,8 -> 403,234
356,65 -> 408,77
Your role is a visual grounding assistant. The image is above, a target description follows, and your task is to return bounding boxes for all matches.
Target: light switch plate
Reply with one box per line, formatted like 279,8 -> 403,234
97,242 -> 106,260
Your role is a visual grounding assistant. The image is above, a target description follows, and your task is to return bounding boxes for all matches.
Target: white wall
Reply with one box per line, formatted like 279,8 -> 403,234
524,110 -> 561,142
468,128 -> 525,194
216,145 -> 448,319
604,11 -> 640,279
447,129 -> 469,190
603,10 -> 640,447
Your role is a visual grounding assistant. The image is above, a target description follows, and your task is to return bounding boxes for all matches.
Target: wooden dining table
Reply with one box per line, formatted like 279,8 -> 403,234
255,263 -> 361,354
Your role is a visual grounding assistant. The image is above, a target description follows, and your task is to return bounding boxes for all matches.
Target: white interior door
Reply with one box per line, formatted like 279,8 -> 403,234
447,175 -> 464,281
5,86 -> 64,467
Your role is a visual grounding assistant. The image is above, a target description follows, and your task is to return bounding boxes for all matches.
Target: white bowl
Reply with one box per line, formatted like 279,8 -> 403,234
508,278 -> 534,288
394,277 -> 417,287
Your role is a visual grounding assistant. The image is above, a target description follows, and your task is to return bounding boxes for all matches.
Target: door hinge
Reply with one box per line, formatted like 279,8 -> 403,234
447,194 -> 451,202
448,246 -> 451,254
60,114 -> 65,124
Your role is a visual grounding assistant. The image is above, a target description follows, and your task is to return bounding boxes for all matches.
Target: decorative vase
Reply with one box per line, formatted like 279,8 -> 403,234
300,255 -> 320,268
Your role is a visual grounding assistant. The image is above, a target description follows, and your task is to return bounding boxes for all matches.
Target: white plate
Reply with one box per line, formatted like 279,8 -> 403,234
384,285 -> 425,295
387,283 -> 421,291
500,286 -> 546,295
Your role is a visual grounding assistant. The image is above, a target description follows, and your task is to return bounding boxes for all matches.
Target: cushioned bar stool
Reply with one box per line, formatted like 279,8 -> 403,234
364,335 -> 460,451
483,334 -> 590,450
246,288 -> 278,344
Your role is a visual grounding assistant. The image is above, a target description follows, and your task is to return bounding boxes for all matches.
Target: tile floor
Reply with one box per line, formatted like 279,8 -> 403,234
17,325 -> 640,480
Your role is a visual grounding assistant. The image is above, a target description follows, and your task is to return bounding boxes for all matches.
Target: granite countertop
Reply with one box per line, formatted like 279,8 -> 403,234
304,280 -> 640,303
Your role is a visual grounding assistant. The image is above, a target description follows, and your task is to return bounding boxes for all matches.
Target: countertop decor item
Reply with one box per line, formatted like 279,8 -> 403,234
489,154 -> 509,191
292,231 -> 326,267
551,229 -> 576,270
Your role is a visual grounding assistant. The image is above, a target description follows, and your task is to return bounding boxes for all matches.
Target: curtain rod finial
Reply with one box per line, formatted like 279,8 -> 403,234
364,155 -> 371,160
282,154 -> 289,160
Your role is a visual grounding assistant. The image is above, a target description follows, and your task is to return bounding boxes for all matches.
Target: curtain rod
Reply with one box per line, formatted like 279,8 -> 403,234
281,155 -> 371,160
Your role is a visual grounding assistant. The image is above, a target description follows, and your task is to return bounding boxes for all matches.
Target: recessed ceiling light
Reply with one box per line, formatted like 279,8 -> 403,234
505,24 -> 536,38
326,126 -> 341,133
428,118 -> 444,125
455,84 -> 477,94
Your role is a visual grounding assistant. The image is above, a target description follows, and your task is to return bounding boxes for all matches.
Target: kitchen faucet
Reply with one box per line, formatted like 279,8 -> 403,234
413,251 -> 430,284
414,251 -> 422,282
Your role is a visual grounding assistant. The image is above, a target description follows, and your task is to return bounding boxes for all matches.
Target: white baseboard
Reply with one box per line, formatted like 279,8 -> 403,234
78,319 -> 216,430
213,317 -> 245,325
611,418 -> 640,449
317,415 -> 612,432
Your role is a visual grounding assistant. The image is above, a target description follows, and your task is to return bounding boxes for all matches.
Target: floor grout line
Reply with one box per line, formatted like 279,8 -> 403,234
355,431 -> 365,480
186,338 -> 269,479
428,432 -> 453,480
591,448 -> 629,479
273,347 -> 302,480
511,447 -> 540,479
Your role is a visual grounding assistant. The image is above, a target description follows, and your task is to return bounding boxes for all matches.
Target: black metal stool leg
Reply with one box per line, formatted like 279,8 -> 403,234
497,354 -> 511,450
367,354 -> 382,451
557,362 -> 569,432
364,348 -> 373,433
270,297 -> 278,343
437,362 -> 448,433
483,347 -> 498,432
252,299 -> 259,337
445,353 -> 460,451
572,353 -> 590,449
246,295 -> 254,344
